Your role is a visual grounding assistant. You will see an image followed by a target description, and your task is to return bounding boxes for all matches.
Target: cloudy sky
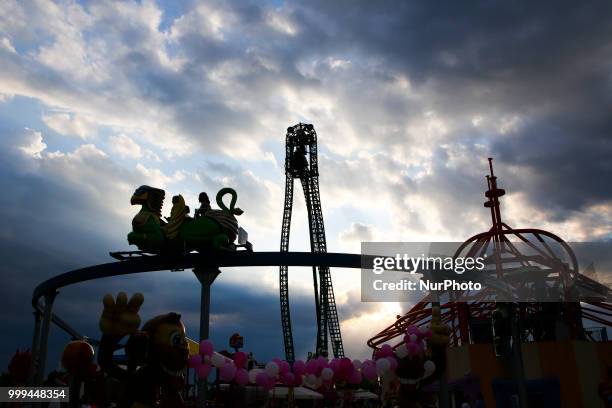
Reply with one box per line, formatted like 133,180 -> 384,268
1,0 -> 611,371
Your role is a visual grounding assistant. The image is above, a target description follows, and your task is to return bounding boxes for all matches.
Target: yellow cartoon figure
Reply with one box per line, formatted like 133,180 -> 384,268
97,292 -> 189,408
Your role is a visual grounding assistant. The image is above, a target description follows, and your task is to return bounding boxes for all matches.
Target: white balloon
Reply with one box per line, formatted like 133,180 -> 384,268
306,374 -> 317,386
249,368 -> 263,384
352,359 -> 362,370
376,358 -> 391,376
211,353 -> 226,368
265,361 -> 279,377
321,367 -> 334,381
423,360 -> 436,378
395,344 -> 409,359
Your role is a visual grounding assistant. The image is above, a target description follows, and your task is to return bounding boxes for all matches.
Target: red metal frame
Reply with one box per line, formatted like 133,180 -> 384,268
368,159 -> 611,352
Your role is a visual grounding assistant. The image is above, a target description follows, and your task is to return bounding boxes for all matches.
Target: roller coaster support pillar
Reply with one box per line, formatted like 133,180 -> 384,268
28,310 -> 42,385
36,291 -> 58,385
193,267 -> 220,408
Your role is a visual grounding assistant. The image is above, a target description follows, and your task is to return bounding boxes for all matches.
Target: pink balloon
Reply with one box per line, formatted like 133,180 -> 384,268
197,363 -> 212,379
348,369 -> 362,385
329,358 -> 340,372
379,344 -> 393,357
292,360 -> 306,376
256,372 -> 270,387
279,360 -> 291,375
406,325 -> 420,336
362,364 -> 377,382
220,362 -> 237,381
199,340 -> 214,357
316,356 -> 327,369
293,373 -> 303,386
266,377 -> 276,390
305,359 -> 319,375
233,351 -> 247,368
235,368 -> 249,386
338,358 -> 353,379
282,372 -> 295,385
188,355 -> 202,369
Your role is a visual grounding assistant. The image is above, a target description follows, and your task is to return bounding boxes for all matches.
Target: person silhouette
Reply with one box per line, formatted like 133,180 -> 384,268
195,192 -> 211,218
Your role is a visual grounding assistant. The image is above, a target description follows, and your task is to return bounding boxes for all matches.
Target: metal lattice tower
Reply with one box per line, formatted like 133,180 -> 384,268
279,123 -> 344,362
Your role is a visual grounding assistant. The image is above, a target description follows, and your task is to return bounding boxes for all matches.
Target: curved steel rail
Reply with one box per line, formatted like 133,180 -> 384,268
32,251 -> 370,308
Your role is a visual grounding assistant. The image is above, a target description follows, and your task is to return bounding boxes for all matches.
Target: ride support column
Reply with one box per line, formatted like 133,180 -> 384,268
36,291 -> 58,385
28,310 -> 42,385
193,267 -> 221,408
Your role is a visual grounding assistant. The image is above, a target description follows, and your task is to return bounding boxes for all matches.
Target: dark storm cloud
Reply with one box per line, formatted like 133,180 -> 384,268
289,1 -> 612,87
284,0 -> 612,218
494,120 -> 612,217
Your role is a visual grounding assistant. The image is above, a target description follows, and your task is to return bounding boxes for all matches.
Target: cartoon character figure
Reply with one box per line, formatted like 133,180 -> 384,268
127,185 -> 166,252
97,292 -> 189,408
395,306 -> 450,407
128,186 -> 243,252
61,340 -> 100,406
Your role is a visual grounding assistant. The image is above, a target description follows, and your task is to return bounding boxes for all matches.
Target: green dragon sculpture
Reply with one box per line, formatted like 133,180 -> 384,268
127,186 -> 243,253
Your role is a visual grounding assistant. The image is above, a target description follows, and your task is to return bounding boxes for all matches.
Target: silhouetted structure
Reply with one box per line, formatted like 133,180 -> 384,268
368,159 -> 611,350
279,123 -> 344,361
368,158 -> 612,408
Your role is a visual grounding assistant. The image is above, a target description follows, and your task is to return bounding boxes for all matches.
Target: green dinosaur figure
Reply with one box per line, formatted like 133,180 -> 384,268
127,186 -> 243,253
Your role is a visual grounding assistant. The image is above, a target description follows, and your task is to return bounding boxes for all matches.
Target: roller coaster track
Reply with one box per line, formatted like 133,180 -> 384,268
32,251 -> 369,308
279,123 -> 343,362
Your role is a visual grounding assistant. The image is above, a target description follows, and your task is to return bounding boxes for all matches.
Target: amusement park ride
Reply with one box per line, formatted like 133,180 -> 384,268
25,124 -> 612,407
367,158 -> 612,350
26,123 -> 360,389
279,123 -> 344,362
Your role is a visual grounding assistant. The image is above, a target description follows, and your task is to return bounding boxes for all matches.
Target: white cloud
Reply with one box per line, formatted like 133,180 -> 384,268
109,134 -> 143,158
17,128 -> 46,158
1,37 -> 15,53
135,163 -> 187,189
328,57 -> 351,70
43,112 -> 97,139
0,92 -> 13,102
266,9 -> 298,36
339,222 -> 374,243
170,3 -> 236,41
498,115 -> 522,134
